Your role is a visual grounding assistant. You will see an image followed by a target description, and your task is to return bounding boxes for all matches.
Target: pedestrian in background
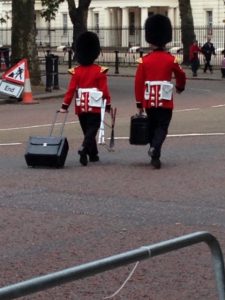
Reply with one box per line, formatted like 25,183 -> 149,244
134,14 -> 186,169
60,31 -> 111,166
202,37 -> 216,74
221,50 -> 225,78
189,39 -> 201,77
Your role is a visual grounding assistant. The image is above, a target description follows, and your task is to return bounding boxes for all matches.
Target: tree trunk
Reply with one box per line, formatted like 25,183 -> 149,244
11,0 -> 41,85
71,7 -> 89,51
67,0 -> 91,51
178,0 -> 195,65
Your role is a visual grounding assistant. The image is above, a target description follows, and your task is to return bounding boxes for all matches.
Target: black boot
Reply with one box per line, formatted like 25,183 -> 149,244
150,158 -> 161,169
78,147 -> 88,166
148,147 -> 161,169
89,155 -> 99,162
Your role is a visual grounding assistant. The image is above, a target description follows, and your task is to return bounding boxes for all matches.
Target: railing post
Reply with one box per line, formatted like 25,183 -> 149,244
68,49 -> 73,69
114,50 -> 119,74
53,55 -> 59,90
45,51 -> 53,92
45,53 -> 59,92
0,47 -> 10,71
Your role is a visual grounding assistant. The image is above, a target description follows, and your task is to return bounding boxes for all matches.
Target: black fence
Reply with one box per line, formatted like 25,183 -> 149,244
1,26 -> 225,49
1,26 -> 225,68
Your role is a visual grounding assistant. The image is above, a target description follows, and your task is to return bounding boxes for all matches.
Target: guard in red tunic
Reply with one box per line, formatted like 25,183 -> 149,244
60,31 -> 111,166
135,14 -> 186,169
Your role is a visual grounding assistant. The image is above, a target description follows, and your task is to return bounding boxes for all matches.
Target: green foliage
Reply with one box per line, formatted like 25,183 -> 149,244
41,0 -> 65,22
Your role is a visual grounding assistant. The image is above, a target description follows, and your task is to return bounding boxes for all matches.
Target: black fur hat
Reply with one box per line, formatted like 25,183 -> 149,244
75,31 -> 101,65
145,14 -> 172,47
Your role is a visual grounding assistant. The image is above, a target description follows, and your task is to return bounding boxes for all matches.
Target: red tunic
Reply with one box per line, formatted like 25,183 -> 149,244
62,64 -> 111,115
135,50 -> 186,109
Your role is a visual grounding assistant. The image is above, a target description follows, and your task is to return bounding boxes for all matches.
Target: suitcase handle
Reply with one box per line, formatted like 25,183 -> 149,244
49,110 -> 69,137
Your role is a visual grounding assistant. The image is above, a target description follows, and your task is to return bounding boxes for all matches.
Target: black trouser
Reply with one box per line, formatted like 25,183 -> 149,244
146,108 -> 172,159
191,59 -> 200,75
78,113 -> 101,157
204,56 -> 212,72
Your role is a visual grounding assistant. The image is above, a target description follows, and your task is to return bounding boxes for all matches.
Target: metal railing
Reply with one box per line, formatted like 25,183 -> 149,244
0,231 -> 224,299
1,26 -> 225,48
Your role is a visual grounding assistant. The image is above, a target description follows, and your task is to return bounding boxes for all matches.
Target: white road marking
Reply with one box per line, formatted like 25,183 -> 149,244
168,132 -> 225,137
113,132 -> 225,140
188,88 -> 211,93
0,143 -> 22,146
1,132 -> 225,146
211,104 -> 225,108
174,108 -> 200,112
1,108 -> 225,146
0,121 -> 78,131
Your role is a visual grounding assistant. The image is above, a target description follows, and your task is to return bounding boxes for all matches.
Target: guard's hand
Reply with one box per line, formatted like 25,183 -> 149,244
59,108 -> 67,113
105,104 -> 111,113
176,89 -> 182,94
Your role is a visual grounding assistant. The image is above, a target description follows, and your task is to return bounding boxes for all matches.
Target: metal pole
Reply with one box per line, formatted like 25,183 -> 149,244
0,231 -> 224,300
53,55 -> 59,90
114,50 -> 119,74
0,248 -> 150,300
45,52 -> 53,92
68,48 -> 72,69
149,232 -> 225,300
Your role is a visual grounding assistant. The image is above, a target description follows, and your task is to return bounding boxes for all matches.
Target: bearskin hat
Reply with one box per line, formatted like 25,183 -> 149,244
75,31 -> 101,65
145,14 -> 172,47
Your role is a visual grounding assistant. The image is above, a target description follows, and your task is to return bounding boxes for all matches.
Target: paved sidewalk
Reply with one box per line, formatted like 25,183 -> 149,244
0,64 -> 224,104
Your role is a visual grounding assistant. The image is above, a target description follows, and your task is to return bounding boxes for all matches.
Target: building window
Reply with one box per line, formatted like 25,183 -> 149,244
94,13 -> 99,33
63,13 -> 67,35
206,10 -> 213,35
129,12 -> 135,35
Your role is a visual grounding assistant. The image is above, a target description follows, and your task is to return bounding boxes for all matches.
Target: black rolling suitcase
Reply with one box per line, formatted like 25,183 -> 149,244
129,113 -> 149,145
24,111 -> 69,168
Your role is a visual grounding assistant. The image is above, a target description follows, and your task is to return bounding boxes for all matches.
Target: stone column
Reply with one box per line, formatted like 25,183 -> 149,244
87,8 -> 93,28
104,8 -> 111,47
167,8 -> 175,27
111,8 -> 118,47
122,7 -> 129,47
141,7 -> 148,47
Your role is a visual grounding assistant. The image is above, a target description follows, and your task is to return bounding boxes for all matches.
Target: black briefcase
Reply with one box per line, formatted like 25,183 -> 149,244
24,111 -> 69,168
129,113 -> 149,145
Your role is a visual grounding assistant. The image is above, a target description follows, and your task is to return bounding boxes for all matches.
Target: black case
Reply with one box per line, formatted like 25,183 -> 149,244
24,111 -> 69,168
129,113 -> 149,145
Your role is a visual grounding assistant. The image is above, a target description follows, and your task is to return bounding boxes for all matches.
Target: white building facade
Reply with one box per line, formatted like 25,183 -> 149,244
1,0 -> 225,48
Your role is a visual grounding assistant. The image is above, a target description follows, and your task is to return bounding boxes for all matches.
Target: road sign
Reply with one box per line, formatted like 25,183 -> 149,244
2,58 -> 26,85
0,80 -> 24,98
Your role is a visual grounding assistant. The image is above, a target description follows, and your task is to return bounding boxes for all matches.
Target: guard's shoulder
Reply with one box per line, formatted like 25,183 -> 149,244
100,66 -> 109,73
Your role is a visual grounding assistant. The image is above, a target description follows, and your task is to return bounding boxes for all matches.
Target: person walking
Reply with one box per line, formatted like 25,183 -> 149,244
134,14 -> 186,169
189,40 -> 201,77
60,31 -> 111,166
201,37 -> 216,73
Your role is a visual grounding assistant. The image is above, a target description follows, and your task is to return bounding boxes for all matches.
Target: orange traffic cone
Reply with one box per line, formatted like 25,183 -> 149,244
22,64 -> 38,104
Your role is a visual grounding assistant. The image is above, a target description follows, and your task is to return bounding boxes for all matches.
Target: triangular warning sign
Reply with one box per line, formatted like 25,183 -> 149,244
2,59 -> 26,85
